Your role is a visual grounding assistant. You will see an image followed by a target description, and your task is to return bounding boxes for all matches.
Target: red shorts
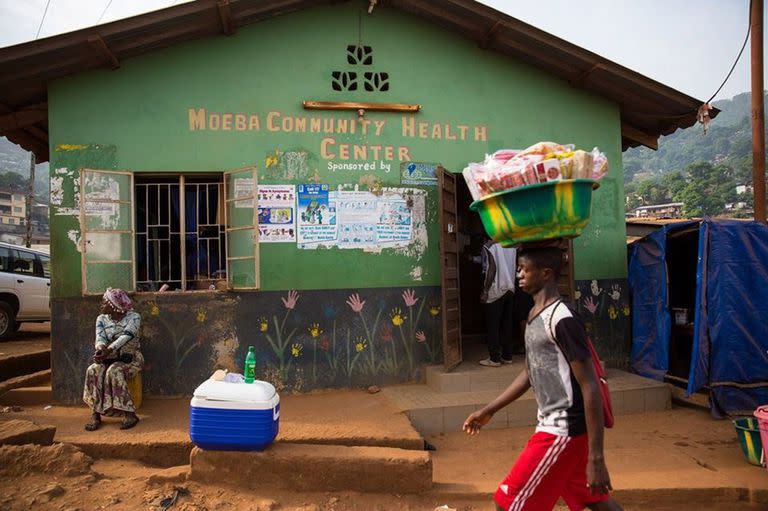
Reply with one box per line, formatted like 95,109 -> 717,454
494,432 -> 610,511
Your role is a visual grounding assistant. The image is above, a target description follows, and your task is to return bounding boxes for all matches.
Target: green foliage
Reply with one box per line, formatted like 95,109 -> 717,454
624,92 -> 768,216
623,93 -> 766,183
0,171 -> 28,191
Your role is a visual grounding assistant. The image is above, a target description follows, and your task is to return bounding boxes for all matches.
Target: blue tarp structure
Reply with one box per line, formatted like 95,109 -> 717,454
629,218 -> 768,416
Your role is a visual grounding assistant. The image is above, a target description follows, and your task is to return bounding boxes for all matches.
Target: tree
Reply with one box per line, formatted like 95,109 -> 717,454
0,171 -> 27,191
673,162 -> 736,217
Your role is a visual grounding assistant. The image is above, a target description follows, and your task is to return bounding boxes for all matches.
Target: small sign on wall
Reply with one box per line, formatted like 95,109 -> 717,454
297,184 -> 337,247
400,162 -> 438,186
258,185 -> 296,243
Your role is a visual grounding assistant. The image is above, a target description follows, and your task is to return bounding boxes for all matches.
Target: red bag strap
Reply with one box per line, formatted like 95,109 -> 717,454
547,300 -> 604,379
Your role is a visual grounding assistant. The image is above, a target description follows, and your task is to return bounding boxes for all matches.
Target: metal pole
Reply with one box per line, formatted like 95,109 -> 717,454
25,152 -> 35,247
752,0 -> 766,223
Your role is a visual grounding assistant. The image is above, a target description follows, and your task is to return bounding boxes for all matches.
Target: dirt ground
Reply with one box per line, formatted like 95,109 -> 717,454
0,444 -> 763,511
0,322 -> 50,359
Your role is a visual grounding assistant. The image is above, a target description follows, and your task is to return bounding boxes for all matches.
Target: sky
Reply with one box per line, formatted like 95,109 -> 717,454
0,0 -> 764,103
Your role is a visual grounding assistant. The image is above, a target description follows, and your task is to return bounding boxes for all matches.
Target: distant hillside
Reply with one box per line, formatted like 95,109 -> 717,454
0,137 -> 49,200
623,91 -> 767,183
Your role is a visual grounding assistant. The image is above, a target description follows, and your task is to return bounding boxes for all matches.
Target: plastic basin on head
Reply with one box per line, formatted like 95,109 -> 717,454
469,179 -> 597,246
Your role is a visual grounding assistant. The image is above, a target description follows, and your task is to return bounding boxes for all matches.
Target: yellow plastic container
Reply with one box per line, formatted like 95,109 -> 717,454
128,372 -> 143,410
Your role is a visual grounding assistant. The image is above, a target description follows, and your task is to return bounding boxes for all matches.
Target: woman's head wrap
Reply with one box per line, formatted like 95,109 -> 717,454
103,288 -> 133,313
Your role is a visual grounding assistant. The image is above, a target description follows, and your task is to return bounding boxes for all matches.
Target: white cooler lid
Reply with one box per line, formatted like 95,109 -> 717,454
193,379 -> 277,403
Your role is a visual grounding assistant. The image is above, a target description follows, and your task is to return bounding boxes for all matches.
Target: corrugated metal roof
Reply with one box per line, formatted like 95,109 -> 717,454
0,0 -> 718,162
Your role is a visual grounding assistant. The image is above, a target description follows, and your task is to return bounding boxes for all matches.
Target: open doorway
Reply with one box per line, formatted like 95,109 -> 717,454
665,225 -> 700,384
440,173 -> 577,368
456,176 -> 488,361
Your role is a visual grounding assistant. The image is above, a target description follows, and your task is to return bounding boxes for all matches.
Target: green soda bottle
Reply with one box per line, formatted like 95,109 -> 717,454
244,346 -> 256,384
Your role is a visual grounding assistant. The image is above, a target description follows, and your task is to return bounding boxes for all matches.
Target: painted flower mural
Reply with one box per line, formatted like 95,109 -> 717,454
574,279 -> 631,370
53,287 -> 446,403
584,297 -> 598,315
262,290 -> 301,383
282,290 -> 299,310
390,308 -> 405,326
403,289 -> 419,307
308,323 -> 323,338
346,293 -> 365,313
245,287 -> 442,391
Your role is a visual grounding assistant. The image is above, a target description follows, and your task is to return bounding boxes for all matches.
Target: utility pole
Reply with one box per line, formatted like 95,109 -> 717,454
752,0 -> 766,223
25,152 -> 35,248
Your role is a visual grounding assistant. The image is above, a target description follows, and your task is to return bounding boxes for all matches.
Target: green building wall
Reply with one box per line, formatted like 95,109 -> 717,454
47,1 -> 630,401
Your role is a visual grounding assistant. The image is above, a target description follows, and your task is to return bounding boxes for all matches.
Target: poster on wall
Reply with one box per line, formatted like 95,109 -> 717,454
332,190 -> 414,250
337,191 -> 379,249
376,199 -> 412,244
297,186 -> 423,251
257,185 -> 296,243
400,162 -> 438,186
234,177 -> 255,208
297,184 -> 337,247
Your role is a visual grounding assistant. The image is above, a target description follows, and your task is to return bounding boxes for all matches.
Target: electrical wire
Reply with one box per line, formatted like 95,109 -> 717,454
706,0 -> 753,104
625,0 -> 755,122
97,0 -> 114,24
34,0 -> 52,39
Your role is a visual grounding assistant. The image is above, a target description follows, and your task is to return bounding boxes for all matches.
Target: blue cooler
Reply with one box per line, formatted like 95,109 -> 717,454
189,379 -> 280,451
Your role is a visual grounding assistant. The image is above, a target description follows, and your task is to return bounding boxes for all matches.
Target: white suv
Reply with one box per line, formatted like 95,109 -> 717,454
0,242 -> 50,339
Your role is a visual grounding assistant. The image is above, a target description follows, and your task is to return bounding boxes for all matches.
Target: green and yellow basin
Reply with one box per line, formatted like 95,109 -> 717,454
469,179 -> 597,246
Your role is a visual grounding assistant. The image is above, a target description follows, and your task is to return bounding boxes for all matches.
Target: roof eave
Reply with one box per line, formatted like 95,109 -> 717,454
0,0 -> 714,161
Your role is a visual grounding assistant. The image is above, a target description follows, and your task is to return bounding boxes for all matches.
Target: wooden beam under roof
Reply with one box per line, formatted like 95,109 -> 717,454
7,129 -> 48,161
87,35 -> 120,69
621,122 -> 658,150
217,0 -> 236,35
479,20 -> 502,49
0,104 -> 47,131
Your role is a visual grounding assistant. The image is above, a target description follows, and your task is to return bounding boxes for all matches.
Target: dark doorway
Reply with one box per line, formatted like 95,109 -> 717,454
666,226 -> 700,382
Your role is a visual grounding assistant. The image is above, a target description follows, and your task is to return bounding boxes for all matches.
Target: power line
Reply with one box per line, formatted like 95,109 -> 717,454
706,0 -> 753,104
97,0 -> 114,24
34,0 -> 52,39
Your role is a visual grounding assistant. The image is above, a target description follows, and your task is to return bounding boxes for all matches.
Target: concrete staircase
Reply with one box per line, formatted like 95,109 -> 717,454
0,334 -> 52,406
382,357 -> 671,434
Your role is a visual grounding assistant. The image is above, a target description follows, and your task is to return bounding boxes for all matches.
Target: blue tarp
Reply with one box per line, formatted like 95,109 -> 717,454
629,218 -> 768,415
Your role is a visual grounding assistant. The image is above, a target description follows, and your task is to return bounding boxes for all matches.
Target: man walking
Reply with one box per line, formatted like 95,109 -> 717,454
463,246 -> 622,511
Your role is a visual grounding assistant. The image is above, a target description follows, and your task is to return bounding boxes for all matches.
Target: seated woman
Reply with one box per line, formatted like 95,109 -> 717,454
83,288 -> 143,431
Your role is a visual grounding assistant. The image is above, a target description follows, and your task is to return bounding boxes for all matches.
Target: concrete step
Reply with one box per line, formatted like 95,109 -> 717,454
0,385 -> 52,406
0,349 -> 50,382
384,366 -> 671,434
0,369 -> 51,398
190,443 -> 432,493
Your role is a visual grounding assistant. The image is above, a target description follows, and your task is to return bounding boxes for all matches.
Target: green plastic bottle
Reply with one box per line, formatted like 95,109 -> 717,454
244,346 -> 256,384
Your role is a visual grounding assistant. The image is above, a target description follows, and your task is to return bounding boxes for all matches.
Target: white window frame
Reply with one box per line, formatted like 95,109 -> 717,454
224,166 -> 260,291
79,168 -> 136,295
79,167 -> 260,295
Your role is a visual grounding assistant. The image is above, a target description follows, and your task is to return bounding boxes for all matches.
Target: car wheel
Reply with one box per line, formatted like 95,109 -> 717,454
0,302 -> 17,340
